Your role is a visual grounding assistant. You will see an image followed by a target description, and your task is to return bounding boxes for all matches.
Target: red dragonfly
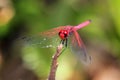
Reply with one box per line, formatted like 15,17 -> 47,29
21,20 -> 91,64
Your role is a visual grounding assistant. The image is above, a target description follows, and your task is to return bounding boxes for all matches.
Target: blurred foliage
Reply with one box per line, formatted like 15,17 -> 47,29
0,0 -> 120,80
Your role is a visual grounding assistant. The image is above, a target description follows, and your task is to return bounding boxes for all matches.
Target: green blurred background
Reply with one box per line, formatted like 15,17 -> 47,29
0,0 -> 120,80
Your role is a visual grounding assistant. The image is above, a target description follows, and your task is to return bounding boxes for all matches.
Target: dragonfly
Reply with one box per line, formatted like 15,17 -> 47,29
20,20 -> 91,64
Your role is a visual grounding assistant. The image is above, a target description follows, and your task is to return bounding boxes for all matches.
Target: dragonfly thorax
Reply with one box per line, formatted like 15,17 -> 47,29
58,30 -> 69,40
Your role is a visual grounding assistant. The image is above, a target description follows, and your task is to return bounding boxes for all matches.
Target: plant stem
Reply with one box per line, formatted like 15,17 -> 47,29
48,44 -> 63,80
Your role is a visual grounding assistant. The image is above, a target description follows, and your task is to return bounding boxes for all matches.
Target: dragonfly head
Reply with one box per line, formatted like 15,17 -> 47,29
58,30 -> 68,40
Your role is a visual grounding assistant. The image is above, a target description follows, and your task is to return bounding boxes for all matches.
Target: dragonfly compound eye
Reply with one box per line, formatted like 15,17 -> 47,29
59,30 -> 68,40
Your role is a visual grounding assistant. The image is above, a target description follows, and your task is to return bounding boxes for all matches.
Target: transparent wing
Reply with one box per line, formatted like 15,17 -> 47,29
38,26 -> 66,37
16,26 -> 66,48
70,30 -> 91,65
18,35 -> 60,48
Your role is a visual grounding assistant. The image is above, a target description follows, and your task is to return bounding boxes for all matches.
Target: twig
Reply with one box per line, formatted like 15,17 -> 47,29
48,44 -> 63,80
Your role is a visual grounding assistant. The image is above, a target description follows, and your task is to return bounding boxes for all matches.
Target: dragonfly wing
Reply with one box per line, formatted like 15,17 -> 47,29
16,26 -> 67,48
38,26 -> 66,37
17,33 -> 61,48
70,30 -> 91,65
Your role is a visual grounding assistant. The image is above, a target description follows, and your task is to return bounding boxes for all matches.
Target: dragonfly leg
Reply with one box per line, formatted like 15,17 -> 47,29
57,43 -> 67,56
57,39 -> 68,56
65,38 -> 68,47
60,40 -> 62,44
60,39 -> 67,47
60,40 -> 65,45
